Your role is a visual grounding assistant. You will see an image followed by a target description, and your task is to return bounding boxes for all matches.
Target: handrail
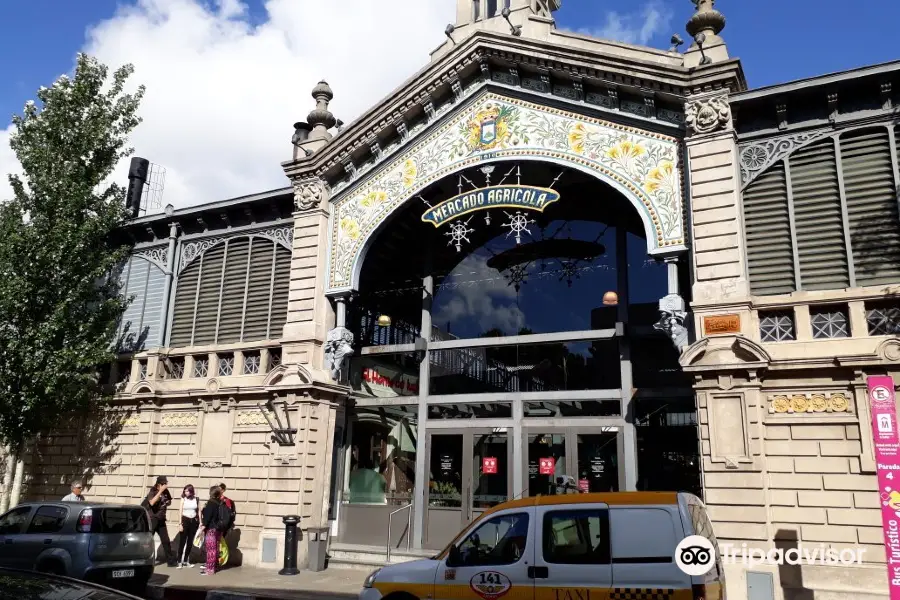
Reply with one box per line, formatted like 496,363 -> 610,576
386,503 -> 413,562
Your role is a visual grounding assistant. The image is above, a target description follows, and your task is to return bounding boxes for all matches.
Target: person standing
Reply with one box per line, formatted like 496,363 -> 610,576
199,486 -> 223,576
62,482 -> 85,501
176,484 -> 199,569
142,476 -> 176,567
218,483 -> 236,534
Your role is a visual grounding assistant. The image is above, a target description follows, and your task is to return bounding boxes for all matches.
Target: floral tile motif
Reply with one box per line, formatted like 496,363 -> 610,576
328,92 -> 685,292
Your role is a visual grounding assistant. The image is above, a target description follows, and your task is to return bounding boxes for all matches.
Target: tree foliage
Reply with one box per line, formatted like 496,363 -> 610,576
0,54 -> 145,453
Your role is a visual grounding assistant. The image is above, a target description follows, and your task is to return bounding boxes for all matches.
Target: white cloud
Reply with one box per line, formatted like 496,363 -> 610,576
0,0 -> 456,208
433,252 -> 526,336
583,2 -> 673,47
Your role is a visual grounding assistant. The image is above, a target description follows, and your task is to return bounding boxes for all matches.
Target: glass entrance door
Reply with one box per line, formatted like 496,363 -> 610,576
523,426 -> 622,496
425,429 -> 511,549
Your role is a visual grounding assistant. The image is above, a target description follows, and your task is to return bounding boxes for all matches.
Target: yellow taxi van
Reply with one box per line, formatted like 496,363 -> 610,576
359,491 -> 725,600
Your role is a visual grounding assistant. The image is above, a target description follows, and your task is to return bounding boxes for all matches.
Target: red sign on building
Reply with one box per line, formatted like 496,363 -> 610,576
482,457 -> 498,475
578,478 -> 590,493
539,457 -> 555,475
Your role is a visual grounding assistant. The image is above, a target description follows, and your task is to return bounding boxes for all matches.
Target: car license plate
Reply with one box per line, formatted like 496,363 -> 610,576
111,569 -> 134,579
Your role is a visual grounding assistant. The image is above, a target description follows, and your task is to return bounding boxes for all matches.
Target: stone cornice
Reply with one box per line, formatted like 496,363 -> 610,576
283,31 -> 745,187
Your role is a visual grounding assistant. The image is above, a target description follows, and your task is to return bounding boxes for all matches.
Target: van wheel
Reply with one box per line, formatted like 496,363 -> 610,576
384,593 -> 419,600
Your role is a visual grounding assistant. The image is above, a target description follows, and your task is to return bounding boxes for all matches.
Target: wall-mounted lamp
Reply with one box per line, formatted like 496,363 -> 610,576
377,314 -> 392,327
602,291 -> 619,306
445,24 -> 456,44
501,8 -> 522,37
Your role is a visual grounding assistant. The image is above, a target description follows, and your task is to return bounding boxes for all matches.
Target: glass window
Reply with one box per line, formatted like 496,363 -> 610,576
97,507 -> 149,533
542,509 -> 610,564
866,301 -> 900,335
349,354 -> 420,398
473,433 -> 509,509
609,507 -> 677,561
28,506 -> 68,534
810,306 -> 850,339
430,339 -> 620,395
0,507 -> 33,535
577,433 -> 619,493
527,433 -> 566,497
523,400 -> 619,418
243,351 -> 261,375
218,354 -> 235,376
457,512 -> 529,566
192,356 -> 209,378
759,311 -> 796,342
429,435 -> 463,508
428,403 -> 512,419
346,405 -> 417,506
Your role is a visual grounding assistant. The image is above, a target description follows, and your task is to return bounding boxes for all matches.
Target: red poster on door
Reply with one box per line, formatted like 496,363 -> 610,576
578,478 -> 590,493
482,457 -> 498,474
867,376 -> 900,600
539,457 -> 555,475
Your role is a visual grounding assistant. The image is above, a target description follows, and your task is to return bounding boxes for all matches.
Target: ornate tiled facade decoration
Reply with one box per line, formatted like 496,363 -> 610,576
767,392 -> 852,414
120,415 -> 140,429
328,91 -> 684,292
160,412 -> 200,428
235,410 -> 270,427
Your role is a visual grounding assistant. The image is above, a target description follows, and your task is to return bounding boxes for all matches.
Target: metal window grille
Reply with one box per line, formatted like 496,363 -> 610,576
866,302 -> 900,335
759,311 -> 796,342
193,357 -> 209,378
810,306 -> 850,339
118,361 -> 131,383
138,361 -> 148,381
218,355 -> 235,376
169,358 -> 185,379
243,352 -> 261,375
268,349 -> 282,371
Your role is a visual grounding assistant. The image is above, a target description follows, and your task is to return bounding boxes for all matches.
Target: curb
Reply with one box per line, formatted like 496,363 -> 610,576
147,586 -> 287,600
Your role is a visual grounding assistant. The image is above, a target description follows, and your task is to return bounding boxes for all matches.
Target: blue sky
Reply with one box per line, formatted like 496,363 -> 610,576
1,0 -> 898,208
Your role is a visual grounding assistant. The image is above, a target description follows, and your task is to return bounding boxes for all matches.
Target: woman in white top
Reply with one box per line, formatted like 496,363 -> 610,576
177,484 -> 200,568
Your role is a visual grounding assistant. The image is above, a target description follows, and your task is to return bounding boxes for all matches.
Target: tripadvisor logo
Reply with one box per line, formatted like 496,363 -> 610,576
675,535 -> 867,575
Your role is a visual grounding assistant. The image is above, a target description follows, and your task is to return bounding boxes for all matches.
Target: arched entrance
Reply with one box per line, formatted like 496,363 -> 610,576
330,153 -> 700,550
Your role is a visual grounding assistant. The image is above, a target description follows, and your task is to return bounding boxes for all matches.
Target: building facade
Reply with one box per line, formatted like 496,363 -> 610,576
12,1 -> 900,598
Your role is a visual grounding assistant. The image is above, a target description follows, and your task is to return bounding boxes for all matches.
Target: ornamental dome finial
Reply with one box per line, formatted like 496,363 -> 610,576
687,0 -> 726,39
307,80 -> 336,134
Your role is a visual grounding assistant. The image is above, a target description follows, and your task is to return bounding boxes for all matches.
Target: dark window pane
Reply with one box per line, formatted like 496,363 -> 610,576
96,508 -> 149,533
577,433 -> 619,492
542,509 -> 610,564
528,433 -> 566,497
28,506 -> 68,534
429,435 -> 463,508
430,340 -> 620,395
0,507 -> 32,534
428,403 -> 512,419
472,433 -> 509,508
523,400 -> 620,417
347,404 -> 417,506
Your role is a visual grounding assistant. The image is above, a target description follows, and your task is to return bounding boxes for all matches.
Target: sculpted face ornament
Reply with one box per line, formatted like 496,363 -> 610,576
685,95 -> 730,135
293,177 -> 326,211
654,293 -> 689,350
324,327 -> 355,382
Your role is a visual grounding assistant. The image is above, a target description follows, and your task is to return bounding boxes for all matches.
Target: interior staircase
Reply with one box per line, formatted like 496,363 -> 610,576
327,543 -> 438,571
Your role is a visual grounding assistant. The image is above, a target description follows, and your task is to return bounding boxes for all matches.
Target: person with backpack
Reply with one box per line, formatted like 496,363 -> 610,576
218,482 -> 236,535
198,485 -> 228,575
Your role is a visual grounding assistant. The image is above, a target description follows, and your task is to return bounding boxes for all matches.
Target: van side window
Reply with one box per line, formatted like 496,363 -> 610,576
0,507 -> 32,535
608,507 -> 676,563
27,506 -> 68,534
457,512 -> 529,567
541,509 -> 610,565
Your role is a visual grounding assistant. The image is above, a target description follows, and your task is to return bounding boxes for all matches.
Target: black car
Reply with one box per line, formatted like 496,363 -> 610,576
0,567 -> 143,599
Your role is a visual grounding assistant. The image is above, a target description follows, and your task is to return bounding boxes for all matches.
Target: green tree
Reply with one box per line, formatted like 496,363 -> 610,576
0,54 -> 144,505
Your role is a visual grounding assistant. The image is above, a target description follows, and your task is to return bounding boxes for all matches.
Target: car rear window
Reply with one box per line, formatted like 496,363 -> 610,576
94,508 -> 149,534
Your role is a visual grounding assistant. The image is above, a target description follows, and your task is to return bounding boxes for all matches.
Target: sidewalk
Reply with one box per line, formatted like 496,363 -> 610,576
146,563 -> 369,600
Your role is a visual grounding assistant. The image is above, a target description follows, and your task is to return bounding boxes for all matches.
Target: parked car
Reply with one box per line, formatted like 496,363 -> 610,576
0,566 -> 143,599
0,502 -> 154,593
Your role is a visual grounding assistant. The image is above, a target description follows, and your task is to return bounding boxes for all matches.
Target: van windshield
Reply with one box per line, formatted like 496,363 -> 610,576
95,508 -> 149,534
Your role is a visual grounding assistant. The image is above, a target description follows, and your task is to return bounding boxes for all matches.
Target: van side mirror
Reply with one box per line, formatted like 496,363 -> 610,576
447,544 -> 462,567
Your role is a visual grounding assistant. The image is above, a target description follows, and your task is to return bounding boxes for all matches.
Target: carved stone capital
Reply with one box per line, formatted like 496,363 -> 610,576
654,293 -> 689,350
685,94 -> 730,135
292,177 -> 328,212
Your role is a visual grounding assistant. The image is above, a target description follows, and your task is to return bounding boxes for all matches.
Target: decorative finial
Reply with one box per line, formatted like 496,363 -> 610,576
308,80 -> 336,134
687,0 -> 725,40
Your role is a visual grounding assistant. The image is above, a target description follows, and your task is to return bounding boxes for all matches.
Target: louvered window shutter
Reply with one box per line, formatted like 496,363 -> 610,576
119,257 -> 149,349
192,244 -> 226,345
216,238 -> 251,343
841,128 -> 900,286
170,260 -> 200,347
789,140 -> 850,290
243,240 -> 275,341
744,162 -> 795,295
268,245 -> 291,340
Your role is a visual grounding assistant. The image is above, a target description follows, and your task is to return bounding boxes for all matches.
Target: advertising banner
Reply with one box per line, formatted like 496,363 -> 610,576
867,375 -> 900,598
353,358 -> 419,398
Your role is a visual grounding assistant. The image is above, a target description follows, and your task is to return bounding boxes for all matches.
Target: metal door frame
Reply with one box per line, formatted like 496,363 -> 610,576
424,427 -> 514,544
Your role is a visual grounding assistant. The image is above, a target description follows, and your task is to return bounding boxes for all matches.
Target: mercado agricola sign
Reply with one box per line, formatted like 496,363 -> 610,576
421,185 -> 560,227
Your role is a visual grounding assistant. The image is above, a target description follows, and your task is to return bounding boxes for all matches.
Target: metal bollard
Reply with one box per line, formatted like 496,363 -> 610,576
279,515 -> 300,576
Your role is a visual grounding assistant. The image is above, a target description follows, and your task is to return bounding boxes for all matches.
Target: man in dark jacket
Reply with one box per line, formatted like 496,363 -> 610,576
143,476 -> 177,567
219,483 -> 236,534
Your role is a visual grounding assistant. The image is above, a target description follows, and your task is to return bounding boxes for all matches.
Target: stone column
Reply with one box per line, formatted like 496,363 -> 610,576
684,91 -> 752,337
281,176 -> 336,380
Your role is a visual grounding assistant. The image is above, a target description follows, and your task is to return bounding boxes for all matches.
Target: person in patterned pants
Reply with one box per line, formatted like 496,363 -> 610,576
199,486 -> 223,575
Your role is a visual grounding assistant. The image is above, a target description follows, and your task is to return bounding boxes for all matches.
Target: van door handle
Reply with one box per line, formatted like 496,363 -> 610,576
528,566 -> 549,579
